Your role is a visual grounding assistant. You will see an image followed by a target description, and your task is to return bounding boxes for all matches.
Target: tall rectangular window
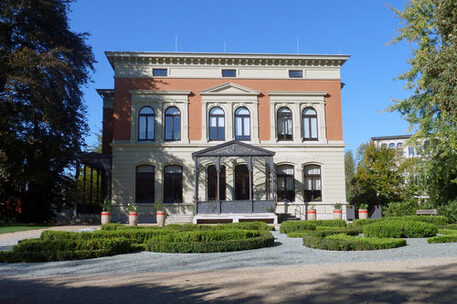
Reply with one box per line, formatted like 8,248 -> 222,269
136,165 -> 155,203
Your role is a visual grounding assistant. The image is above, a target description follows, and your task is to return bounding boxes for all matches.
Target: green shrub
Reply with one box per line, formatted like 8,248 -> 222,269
287,227 -> 360,238
303,233 -> 406,251
437,200 -> 457,224
313,219 -> 347,227
363,220 -> 437,238
350,215 -> 448,228
384,199 -> 419,217
101,222 -> 274,232
0,238 -> 133,263
150,230 -> 260,243
146,231 -> 274,253
280,221 -> 316,234
427,229 -> 457,243
439,224 -> 457,230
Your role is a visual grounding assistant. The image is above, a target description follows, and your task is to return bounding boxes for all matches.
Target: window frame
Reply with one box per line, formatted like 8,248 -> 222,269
234,107 -> 251,141
276,164 -> 295,202
289,70 -> 303,78
302,107 -> 318,141
303,164 -> 322,202
221,69 -> 237,77
164,106 -> 181,141
277,107 -> 293,141
208,107 -> 225,141
138,106 -> 155,141
135,165 -> 155,203
163,165 -> 183,203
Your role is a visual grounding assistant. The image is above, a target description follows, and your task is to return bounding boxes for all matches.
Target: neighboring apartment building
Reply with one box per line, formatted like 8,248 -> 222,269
371,135 -> 422,158
97,52 -> 350,223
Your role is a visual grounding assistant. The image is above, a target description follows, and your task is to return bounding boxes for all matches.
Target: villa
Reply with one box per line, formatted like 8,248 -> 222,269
92,52 -> 350,224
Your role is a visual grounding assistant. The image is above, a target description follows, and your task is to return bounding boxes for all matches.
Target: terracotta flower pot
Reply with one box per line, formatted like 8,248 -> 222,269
333,209 -> 342,219
307,209 -> 316,220
156,211 -> 166,227
358,209 -> 368,220
129,212 -> 139,226
101,212 -> 111,225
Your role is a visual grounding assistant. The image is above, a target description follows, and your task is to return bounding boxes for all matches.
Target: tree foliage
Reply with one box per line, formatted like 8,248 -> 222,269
351,143 -> 411,210
389,0 -> 457,205
344,150 -> 355,203
0,0 -> 95,222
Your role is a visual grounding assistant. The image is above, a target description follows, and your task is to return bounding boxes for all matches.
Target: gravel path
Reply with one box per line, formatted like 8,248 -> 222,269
1,229 -> 457,277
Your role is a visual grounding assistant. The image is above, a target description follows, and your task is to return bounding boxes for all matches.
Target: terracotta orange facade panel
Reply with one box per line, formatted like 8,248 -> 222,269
113,78 -> 343,142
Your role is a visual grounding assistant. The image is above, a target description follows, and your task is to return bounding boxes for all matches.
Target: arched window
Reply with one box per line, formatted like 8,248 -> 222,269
304,165 -> 322,202
302,108 -> 318,141
164,107 -> 181,141
234,107 -> 250,141
163,165 -> 183,203
381,143 -> 388,148
138,107 -> 154,141
389,143 -> 395,149
136,165 -> 155,203
276,165 -> 295,202
277,107 -> 293,141
207,165 -> 226,200
396,142 -> 403,149
209,107 -> 225,141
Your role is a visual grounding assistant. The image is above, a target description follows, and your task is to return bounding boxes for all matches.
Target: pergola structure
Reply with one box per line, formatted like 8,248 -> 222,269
192,141 -> 276,217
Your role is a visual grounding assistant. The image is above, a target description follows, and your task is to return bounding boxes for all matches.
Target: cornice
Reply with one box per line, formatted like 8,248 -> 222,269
128,90 -> 191,95
105,51 -> 350,70
268,91 -> 328,96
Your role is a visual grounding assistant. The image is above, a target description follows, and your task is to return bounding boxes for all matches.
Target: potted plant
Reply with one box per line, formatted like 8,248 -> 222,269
333,203 -> 343,219
101,199 -> 112,225
127,203 -> 139,226
154,201 -> 166,227
307,205 -> 316,220
358,203 -> 369,220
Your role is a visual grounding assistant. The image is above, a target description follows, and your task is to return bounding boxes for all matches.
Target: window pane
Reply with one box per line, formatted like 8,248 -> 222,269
289,70 -> 303,78
210,116 -> 217,127
236,107 -> 249,115
139,107 -> 154,115
166,107 -> 180,115
218,116 -> 224,127
153,69 -> 167,76
139,116 -> 146,139
310,117 -> 317,138
389,143 -> 395,148
209,126 -> 217,139
303,117 -> 310,138
136,165 -> 154,203
147,116 -> 154,139
222,69 -> 236,77
286,118 -> 293,135
174,117 -> 181,139
243,117 -> 250,136
210,107 -> 224,115
303,108 -> 317,115
235,117 -> 242,136
277,117 -> 285,135
165,116 -> 173,139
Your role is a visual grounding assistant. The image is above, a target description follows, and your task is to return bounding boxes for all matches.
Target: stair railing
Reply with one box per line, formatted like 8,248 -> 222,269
282,198 -> 306,220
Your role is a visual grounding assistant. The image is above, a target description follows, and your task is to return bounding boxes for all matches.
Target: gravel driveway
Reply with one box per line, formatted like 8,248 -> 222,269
1,229 -> 457,277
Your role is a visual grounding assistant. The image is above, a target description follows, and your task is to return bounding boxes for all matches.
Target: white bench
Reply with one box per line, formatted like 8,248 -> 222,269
416,209 -> 437,216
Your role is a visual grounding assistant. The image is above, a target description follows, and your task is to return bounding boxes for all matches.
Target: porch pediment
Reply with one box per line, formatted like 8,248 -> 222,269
199,82 -> 260,96
192,140 -> 275,158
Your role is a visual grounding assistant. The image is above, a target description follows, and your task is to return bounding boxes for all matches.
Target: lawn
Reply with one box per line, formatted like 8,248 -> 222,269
0,225 -> 49,234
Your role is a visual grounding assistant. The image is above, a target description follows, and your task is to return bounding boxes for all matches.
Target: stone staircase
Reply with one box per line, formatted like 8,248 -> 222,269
165,214 -> 194,224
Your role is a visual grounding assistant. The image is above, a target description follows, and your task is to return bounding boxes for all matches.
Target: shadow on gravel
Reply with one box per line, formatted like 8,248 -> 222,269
1,263 -> 457,303
273,241 -> 283,247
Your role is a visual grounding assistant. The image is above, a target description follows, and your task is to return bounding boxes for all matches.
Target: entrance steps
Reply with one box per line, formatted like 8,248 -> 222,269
165,214 -> 194,224
278,213 -> 302,223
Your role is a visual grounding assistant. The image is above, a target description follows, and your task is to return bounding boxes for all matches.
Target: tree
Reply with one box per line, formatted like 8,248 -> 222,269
0,0 -> 95,222
344,150 -> 356,203
389,0 -> 457,206
351,143 -> 408,210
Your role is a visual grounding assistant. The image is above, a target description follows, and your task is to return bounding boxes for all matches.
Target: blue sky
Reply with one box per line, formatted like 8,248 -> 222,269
68,0 -> 412,153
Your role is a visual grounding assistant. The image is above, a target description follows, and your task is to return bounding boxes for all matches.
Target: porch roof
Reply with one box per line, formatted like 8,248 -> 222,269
192,140 -> 275,158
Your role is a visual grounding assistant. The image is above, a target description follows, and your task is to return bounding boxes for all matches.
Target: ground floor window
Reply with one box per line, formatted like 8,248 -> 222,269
304,164 -> 322,201
163,165 -> 183,203
234,164 -> 252,200
135,165 -> 155,203
276,164 -> 295,202
207,165 -> 226,201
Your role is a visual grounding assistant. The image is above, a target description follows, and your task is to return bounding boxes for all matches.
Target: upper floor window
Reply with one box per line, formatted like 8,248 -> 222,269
235,107 -> 250,141
381,143 -> 387,148
153,68 -> 167,76
164,106 -> 181,141
304,164 -> 322,202
138,107 -> 155,141
209,107 -> 225,141
408,146 -> 415,156
396,142 -> 403,149
277,107 -> 293,141
389,143 -> 395,149
289,70 -> 303,78
302,108 -> 318,141
222,69 -> 236,77
277,165 -> 295,202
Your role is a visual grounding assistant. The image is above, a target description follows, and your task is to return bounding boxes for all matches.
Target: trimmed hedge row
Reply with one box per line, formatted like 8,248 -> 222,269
351,216 -> 449,228
427,229 -> 457,243
101,222 -> 274,232
146,230 -> 274,253
280,219 -> 346,234
303,233 -> 406,251
363,220 -> 437,238
287,227 -> 360,238
0,238 -> 132,263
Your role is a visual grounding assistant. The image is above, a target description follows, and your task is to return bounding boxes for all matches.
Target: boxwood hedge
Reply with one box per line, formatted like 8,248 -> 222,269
287,227 -> 360,238
146,230 -> 274,253
280,221 -> 316,234
101,221 -> 274,232
303,233 -> 406,251
363,220 -> 438,238
351,216 -> 448,229
427,229 -> 457,243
